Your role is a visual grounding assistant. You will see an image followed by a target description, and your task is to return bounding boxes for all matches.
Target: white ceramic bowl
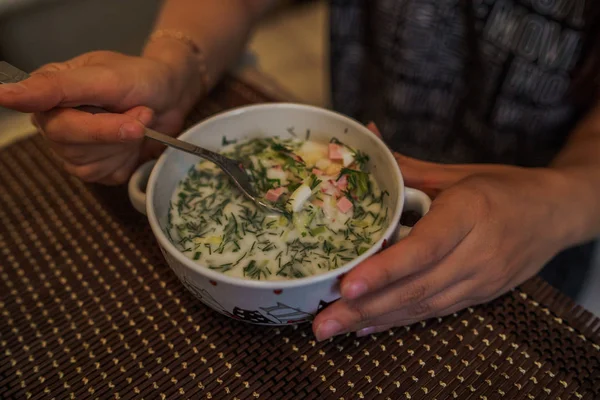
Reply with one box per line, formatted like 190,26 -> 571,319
128,103 -> 431,326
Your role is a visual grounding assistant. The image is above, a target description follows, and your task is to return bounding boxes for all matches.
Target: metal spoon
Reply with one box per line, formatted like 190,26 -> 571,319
0,61 -> 282,214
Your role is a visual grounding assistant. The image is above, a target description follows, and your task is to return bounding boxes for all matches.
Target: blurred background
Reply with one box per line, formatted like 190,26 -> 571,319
0,0 -> 598,314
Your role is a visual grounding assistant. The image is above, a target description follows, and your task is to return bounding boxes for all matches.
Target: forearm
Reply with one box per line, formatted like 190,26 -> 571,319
549,102 -> 600,246
141,0 -> 278,110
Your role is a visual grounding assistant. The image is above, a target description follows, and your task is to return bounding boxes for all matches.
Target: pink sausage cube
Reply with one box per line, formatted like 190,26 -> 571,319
336,174 -> 348,190
336,197 -> 353,214
265,187 -> 284,202
329,143 -> 344,160
312,168 -> 324,176
322,181 -> 340,197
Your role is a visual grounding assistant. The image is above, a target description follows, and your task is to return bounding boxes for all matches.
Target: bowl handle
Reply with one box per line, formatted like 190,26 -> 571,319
394,188 -> 432,241
127,160 -> 156,215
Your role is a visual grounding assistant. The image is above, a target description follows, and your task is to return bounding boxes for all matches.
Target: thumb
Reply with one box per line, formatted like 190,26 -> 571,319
0,64 -> 130,113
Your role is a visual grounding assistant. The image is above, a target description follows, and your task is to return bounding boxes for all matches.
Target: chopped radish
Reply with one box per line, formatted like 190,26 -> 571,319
265,187 -> 284,202
342,151 -> 354,167
336,175 -> 348,190
337,197 -> 354,214
329,143 -> 344,160
289,184 -> 313,212
322,180 -> 340,197
312,168 -> 324,176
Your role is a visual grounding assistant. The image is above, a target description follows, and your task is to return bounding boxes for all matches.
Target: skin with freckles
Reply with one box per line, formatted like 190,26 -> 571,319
312,123 -> 575,341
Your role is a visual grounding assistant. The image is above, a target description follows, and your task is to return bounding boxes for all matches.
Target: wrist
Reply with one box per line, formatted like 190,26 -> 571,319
541,166 -> 600,248
142,37 -> 207,114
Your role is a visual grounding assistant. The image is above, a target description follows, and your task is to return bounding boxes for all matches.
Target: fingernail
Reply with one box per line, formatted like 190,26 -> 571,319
0,83 -> 26,95
356,327 -> 376,337
119,122 -> 142,141
315,320 -> 342,342
139,109 -> 154,125
342,281 -> 368,299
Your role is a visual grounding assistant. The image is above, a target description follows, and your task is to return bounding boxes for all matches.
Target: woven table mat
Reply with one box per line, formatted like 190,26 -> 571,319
1,77 -> 599,400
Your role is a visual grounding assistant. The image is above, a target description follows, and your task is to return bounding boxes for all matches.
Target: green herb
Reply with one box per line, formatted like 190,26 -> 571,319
310,226 -> 326,236
210,263 -> 234,273
222,136 -> 238,146
323,240 -> 333,256
309,174 -> 322,191
353,150 -> 370,171
339,168 -> 371,199
243,260 -> 270,280
287,127 -> 297,137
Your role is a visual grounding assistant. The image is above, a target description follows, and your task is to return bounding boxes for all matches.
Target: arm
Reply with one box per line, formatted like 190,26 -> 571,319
142,0 -> 280,111
0,0 -> 279,185
550,103 -> 600,246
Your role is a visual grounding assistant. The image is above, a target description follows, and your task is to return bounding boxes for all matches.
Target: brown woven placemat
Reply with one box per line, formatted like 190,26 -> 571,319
1,77 -> 599,400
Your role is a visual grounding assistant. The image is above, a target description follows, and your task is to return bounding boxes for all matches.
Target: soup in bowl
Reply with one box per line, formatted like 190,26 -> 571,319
128,103 -> 430,325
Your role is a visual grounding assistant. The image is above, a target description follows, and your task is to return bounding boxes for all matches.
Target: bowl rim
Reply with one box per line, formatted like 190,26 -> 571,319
146,102 -> 405,289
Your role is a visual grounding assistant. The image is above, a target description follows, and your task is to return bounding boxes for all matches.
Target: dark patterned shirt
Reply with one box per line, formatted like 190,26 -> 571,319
330,0 -> 588,167
329,0 -> 596,298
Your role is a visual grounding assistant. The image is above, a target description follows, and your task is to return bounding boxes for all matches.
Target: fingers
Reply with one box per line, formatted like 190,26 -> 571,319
61,148 -> 139,184
45,142 -> 136,165
96,150 -> 143,186
313,279 -> 477,341
34,105 -> 153,145
351,280 -> 476,333
33,104 -> 153,184
366,122 -> 383,138
340,200 -> 472,300
355,298 -> 475,337
337,259 -> 471,329
0,65 -> 128,113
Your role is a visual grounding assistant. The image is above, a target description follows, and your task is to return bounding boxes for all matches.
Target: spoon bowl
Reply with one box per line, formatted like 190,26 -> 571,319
142,129 -> 283,214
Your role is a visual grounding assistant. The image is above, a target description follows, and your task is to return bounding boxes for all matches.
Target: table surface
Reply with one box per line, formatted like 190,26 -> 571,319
0,75 -> 599,400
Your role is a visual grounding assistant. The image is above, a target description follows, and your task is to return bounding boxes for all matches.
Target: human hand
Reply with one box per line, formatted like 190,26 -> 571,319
0,49 -> 203,185
313,124 -> 571,341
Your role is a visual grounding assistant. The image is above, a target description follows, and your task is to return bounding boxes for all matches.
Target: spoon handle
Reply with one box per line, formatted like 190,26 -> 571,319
142,128 -> 233,167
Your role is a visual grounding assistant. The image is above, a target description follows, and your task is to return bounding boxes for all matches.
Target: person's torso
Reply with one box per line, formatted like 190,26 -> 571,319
330,0 -> 591,166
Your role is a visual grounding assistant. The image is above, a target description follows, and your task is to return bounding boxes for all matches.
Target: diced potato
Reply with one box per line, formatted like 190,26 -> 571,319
267,167 -> 288,184
297,141 -> 328,167
315,158 -> 332,170
325,163 -> 342,176
194,236 -> 222,245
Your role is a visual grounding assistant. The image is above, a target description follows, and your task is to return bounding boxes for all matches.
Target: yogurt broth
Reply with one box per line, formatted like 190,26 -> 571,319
167,135 -> 390,281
